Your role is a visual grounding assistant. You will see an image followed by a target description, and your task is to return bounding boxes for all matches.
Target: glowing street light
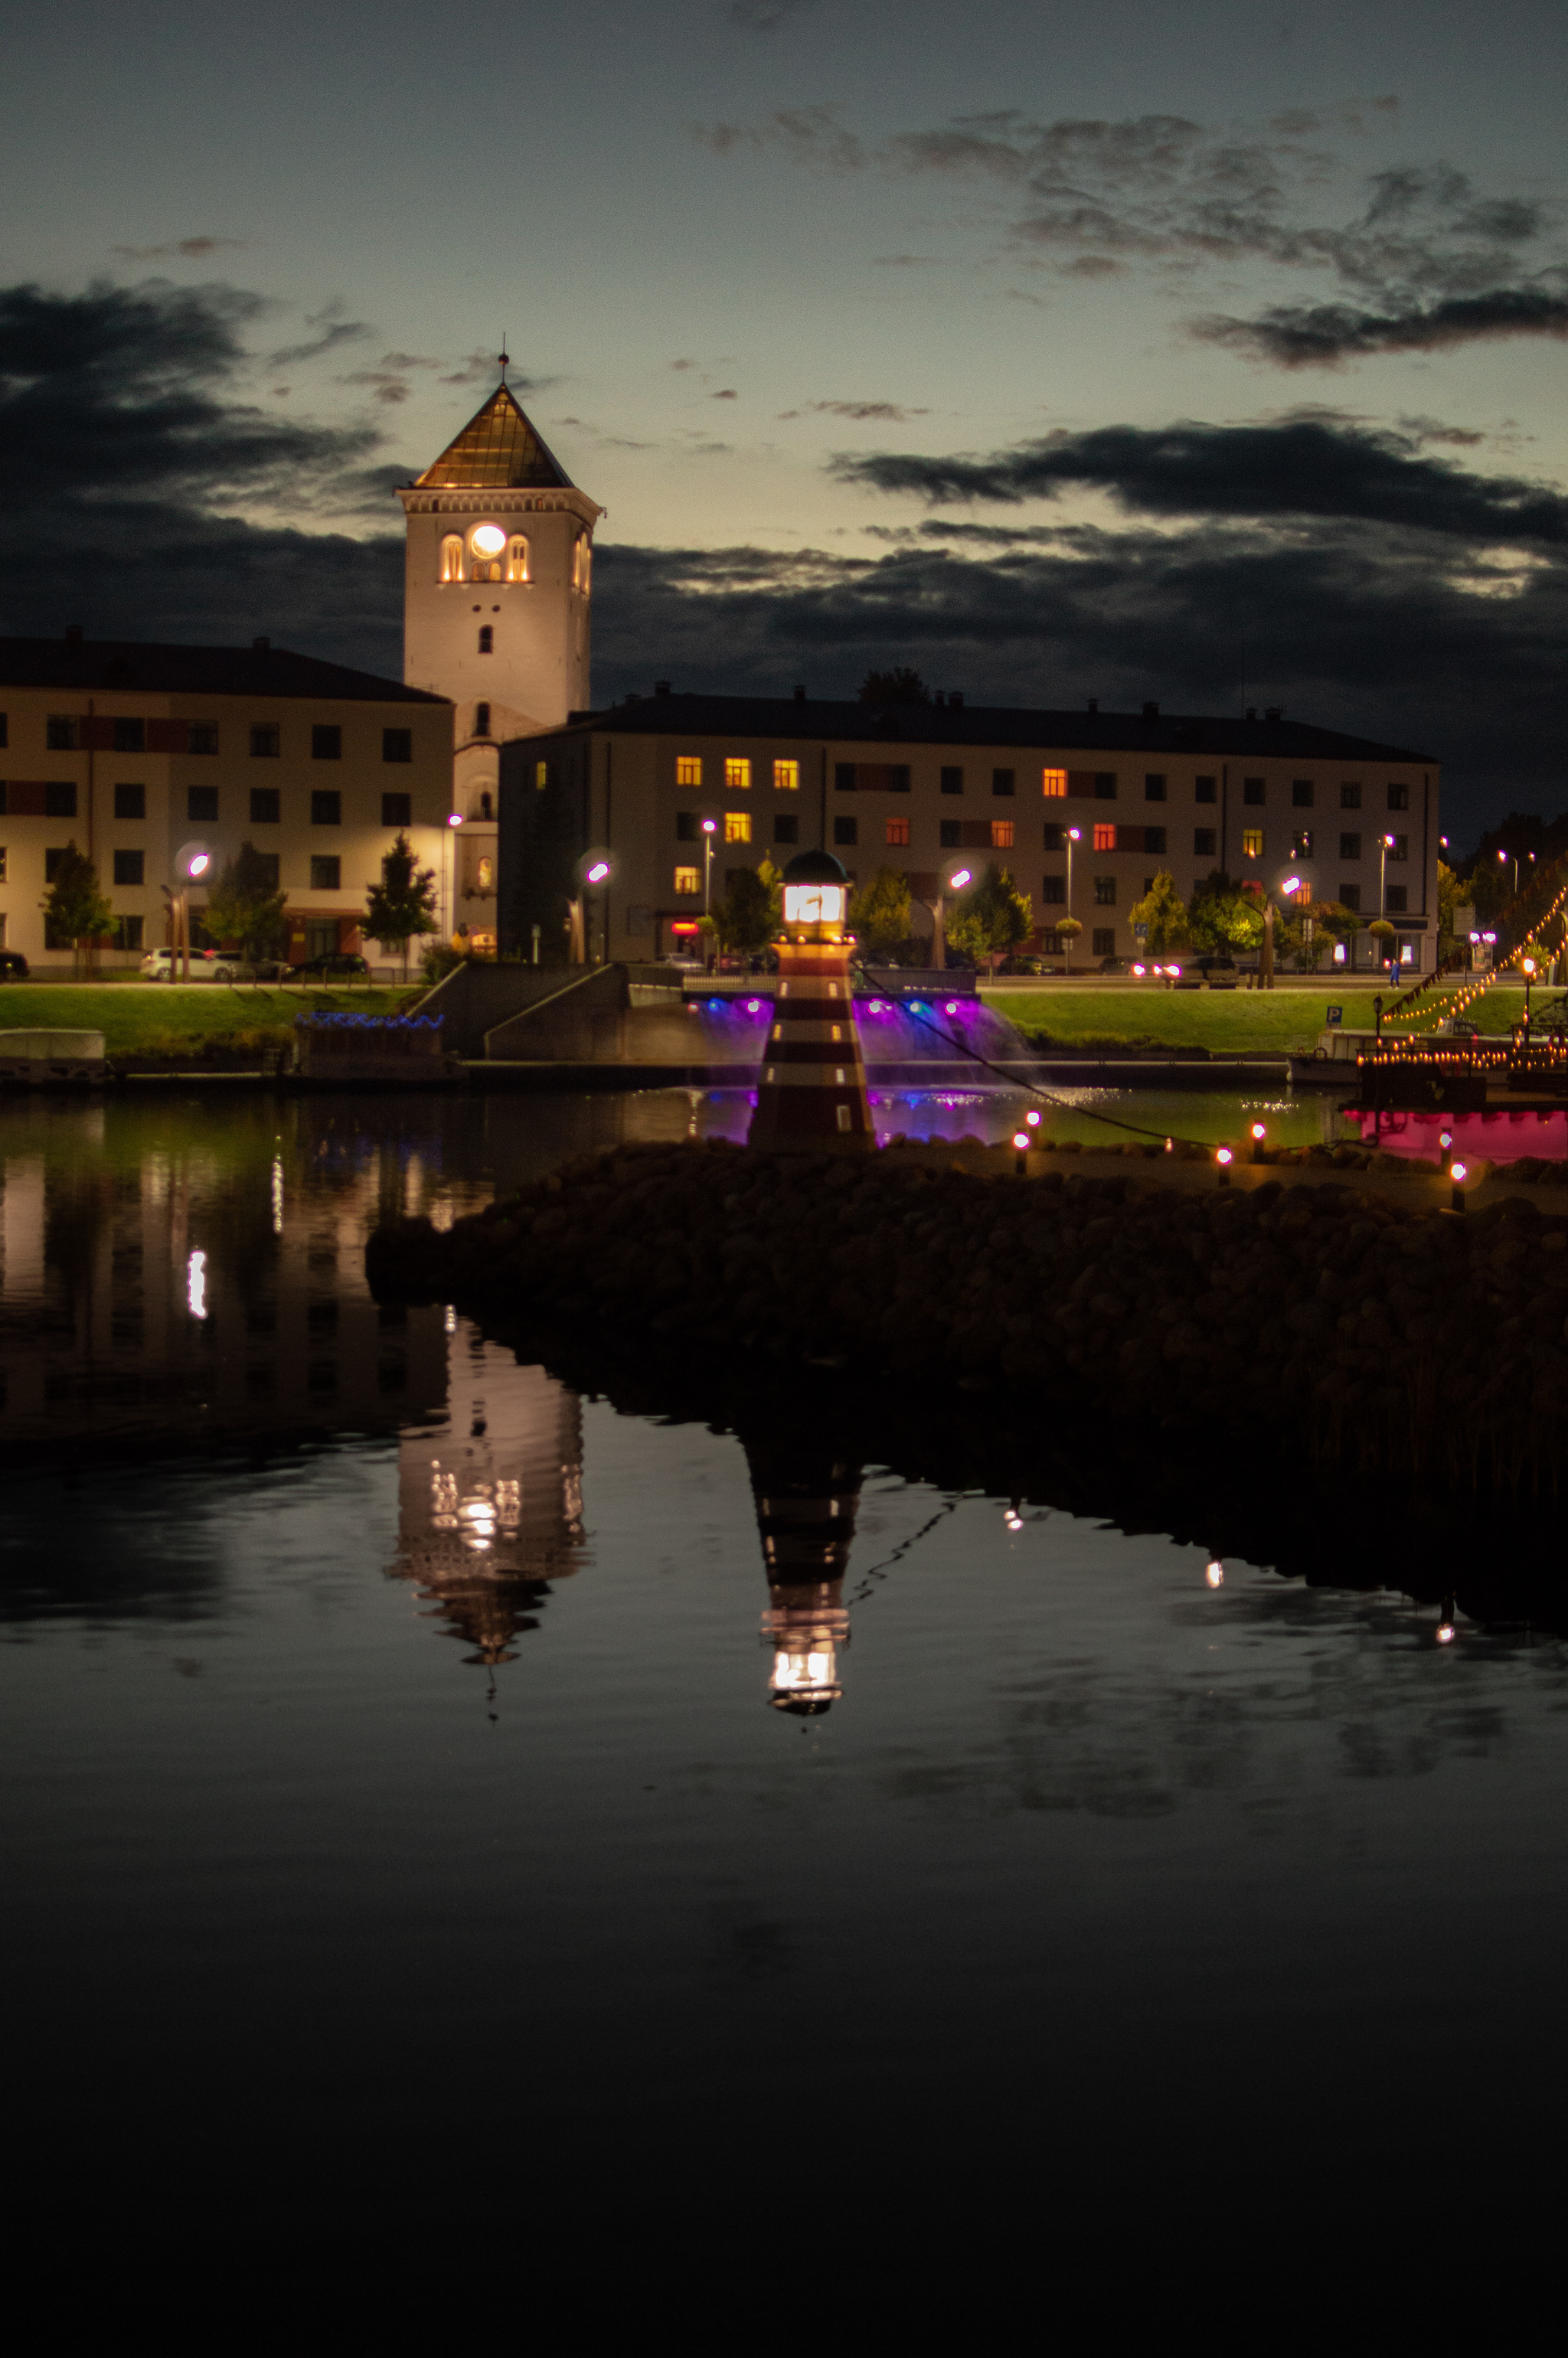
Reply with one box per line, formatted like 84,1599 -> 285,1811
1012,1128 -> 1031,1176
923,860 -> 973,970
1216,1145 -> 1233,1186
1250,1119 -> 1266,1163
1450,1158 -> 1468,1213
1064,827 -> 1083,972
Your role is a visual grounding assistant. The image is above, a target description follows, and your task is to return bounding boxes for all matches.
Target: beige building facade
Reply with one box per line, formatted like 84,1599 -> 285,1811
398,380 -> 603,946
498,691 -> 1443,974
0,635 -> 452,972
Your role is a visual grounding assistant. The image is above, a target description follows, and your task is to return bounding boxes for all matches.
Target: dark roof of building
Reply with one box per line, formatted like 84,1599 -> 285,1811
0,636 -> 449,704
560,690 -> 1436,766
414,384 -> 573,492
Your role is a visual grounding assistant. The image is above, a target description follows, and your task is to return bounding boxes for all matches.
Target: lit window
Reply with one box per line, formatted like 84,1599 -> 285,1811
773,759 -> 799,792
505,535 -> 529,582
1241,828 -> 1263,857
534,761 -> 548,789
725,758 -> 752,791
1093,823 -> 1116,851
1042,769 -> 1067,798
572,537 -> 592,593
886,817 -> 910,846
439,534 -> 464,583
724,811 -> 752,844
469,523 -> 505,581
991,819 -> 1014,848
674,866 -> 701,895
676,756 -> 703,786
1291,829 -> 1313,858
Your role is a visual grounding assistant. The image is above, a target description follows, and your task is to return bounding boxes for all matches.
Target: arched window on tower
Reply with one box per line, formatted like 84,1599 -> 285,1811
479,793 -> 493,822
505,535 -> 529,583
474,703 -> 491,738
440,534 -> 464,583
478,626 -> 493,654
571,537 -> 592,594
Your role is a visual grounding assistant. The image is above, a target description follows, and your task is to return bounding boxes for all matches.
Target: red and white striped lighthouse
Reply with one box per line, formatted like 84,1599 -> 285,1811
747,850 -> 874,1154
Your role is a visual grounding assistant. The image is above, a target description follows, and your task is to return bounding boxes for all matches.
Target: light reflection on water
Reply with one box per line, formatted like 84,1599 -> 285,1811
3,1090 -> 1567,2229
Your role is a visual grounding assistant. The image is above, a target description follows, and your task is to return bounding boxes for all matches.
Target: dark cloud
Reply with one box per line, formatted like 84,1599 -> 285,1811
0,276 -> 400,671
830,416 -> 1568,547
1196,283 -> 1568,366
266,308 -> 370,368
779,399 -> 931,422
694,103 -> 1568,365
112,237 -> 247,261
589,524 -> 1566,831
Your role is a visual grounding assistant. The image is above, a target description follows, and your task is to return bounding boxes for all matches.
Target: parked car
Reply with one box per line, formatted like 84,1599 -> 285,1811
210,955 -> 288,983
287,952 -> 371,984
0,950 -> 28,978
1097,955 -> 1129,974
998,955 -> 1044,975
140,946 -> 223,979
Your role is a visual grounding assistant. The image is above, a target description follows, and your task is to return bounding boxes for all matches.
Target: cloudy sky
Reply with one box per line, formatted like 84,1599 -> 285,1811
2,0 -> 1566,834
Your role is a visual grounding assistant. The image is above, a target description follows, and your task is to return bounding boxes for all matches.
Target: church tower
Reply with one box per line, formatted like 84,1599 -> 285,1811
398,376 -> 603,937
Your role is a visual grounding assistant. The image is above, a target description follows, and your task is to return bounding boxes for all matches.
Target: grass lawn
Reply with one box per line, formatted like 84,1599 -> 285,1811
984,983 -> 1534,1055
0,983 -> 418,1056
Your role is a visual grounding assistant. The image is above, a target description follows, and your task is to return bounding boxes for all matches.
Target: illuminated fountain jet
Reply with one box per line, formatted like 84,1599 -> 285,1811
743,1432 -> 863,1714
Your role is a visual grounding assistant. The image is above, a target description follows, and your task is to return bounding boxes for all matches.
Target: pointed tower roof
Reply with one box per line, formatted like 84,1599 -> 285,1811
414,383 -> 574,492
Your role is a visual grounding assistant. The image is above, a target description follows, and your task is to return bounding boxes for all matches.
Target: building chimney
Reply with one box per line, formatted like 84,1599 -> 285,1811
1246,706 -> 1256,720
655,679 -> 671,697
949,690 -> 964,709
1264,704 -> 1284,722
1087,697 -> 1098,714
793,684 -> 806,702
64,625 -> 83,645
253,635 -> 270,651
1143,701 -> 1159,719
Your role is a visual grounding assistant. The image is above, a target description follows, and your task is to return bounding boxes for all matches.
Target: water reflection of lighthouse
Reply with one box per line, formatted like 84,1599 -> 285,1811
393,1341 -> 585,1667
743,1435 -> 863,1714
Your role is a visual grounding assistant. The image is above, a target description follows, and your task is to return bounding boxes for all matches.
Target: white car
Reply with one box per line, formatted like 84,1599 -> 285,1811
140,947 -> 223,980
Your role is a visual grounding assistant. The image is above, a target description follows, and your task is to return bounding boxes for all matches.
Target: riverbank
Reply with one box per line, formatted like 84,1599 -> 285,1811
368,1139 -> 1568,1501
0,982 -> 416,1066
984,983 -> 1529,1055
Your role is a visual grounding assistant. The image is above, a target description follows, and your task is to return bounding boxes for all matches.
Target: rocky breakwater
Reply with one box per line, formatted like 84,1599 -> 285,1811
368,1143 -> 1568,1497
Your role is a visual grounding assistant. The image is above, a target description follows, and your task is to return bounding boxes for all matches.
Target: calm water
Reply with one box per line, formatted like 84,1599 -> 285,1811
5,1089 -> 1566,2250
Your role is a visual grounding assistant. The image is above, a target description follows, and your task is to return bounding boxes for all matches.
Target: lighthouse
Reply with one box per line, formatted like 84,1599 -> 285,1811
747,849 -> 874,1154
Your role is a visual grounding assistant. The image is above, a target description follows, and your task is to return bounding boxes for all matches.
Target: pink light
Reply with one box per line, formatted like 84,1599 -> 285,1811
447,813 -> 463,828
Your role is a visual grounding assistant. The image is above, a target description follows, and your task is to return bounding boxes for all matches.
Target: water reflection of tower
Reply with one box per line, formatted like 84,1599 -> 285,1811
393,1340 -> 585,1667
743,1435 -> 862,1713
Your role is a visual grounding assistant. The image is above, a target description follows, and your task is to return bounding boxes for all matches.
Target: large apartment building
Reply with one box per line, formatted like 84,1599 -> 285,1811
0,635 -> 452,971
498,689 -> 1442,972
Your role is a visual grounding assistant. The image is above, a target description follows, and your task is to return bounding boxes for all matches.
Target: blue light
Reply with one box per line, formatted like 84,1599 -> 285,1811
709,998 -> 723,1011
910,1000 -> 927,1013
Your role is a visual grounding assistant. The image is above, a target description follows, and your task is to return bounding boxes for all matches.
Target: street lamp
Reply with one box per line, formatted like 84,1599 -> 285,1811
927,860 -> 972,971
444,810 -> 463,942
1065,827 -> 1082,972
580,853 -> 613,966
165,841 -> 211,981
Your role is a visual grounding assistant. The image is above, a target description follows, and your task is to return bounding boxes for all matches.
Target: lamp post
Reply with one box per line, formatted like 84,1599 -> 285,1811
166,841 -> 211,981
1521,952 -> 1537,1033
446,810 -> 462,942
929,861 -> 972,972
1065,827 -> 1081,972
701,817 -> 718,972
1272,869 -> 1305,990
580,854 -> 612,967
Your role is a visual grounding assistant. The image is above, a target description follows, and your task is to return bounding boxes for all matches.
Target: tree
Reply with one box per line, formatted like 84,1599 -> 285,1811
1055,915 -> 1083,972
1306,900 -> 1360,972
40,841 -> 114,976
947,862 -> 1034,975
203,841 -> 289,974
711,857 -> 783,961
858,667 -> 930,705
852,864 -> 913,959
364,831 -> 439,979
1127,871 -> 1187,955
1187,871 -> 1259,955
1437,858 -> 1462,954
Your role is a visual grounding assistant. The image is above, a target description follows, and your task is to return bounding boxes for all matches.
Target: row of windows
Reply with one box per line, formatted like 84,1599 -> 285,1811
21,719 -> 416,762
91,850 -> 348,890
1239,828 -> 1408,862
436,527 -> 592,590
675,757 -> 801,792
668,811 -> 1418,859
669,753 -> 1416,808
0,782 -> 414,824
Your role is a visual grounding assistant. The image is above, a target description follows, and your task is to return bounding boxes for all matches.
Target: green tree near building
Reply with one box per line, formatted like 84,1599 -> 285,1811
40,841 -> 114,977
365,831 -> 439,979
947,862 -> 1034,974
710,856 -> 784,962
1187,871 -> 1258,956
1127,871 -> 1187,955
851,864 -> 914,960
204,841 -> 289,975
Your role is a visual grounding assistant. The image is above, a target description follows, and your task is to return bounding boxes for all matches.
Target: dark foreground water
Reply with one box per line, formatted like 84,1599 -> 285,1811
5,1090 -> 1567,2271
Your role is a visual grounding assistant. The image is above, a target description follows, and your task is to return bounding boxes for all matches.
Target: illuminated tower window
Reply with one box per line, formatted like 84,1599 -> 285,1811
469,522 -> 506,581
439,534 -> 464,583
505,534 -> 529,582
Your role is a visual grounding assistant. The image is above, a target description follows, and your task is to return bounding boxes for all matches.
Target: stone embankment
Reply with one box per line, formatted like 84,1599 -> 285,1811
367,1142 -> 1568,1497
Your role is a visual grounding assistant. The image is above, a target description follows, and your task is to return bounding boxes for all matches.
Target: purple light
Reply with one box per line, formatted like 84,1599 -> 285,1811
946,1001 -> 959,1014
746,998 -> 760,1013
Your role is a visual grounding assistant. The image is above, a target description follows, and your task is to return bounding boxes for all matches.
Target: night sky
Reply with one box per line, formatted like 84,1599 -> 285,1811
2,0 -> 1565,836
